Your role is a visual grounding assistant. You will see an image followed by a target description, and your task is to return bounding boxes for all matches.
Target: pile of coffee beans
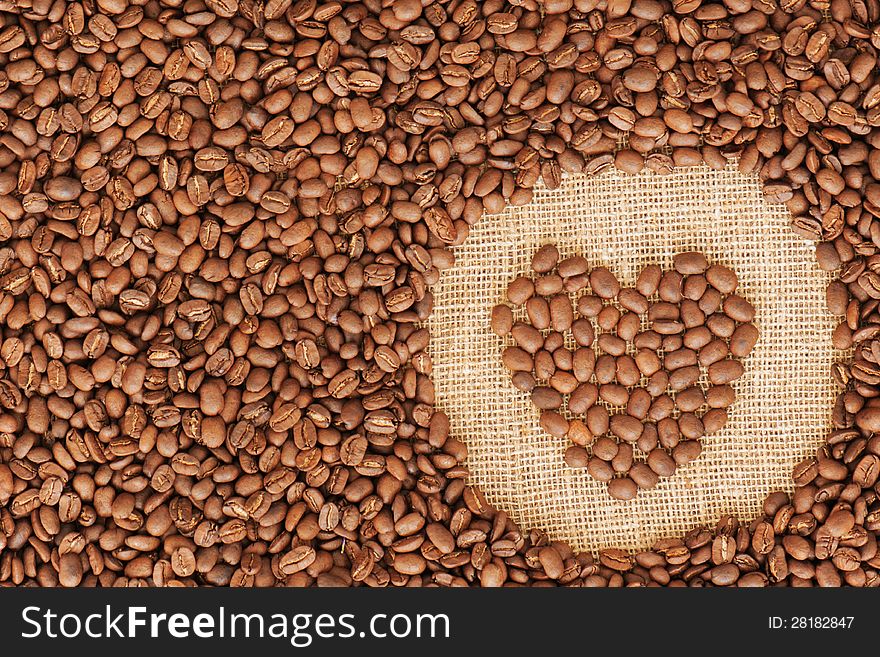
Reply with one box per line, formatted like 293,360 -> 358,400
491,247 -> 757,499
0,0 -> 879,587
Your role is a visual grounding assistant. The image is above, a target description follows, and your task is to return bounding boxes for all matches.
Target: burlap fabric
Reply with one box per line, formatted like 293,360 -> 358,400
429,164 -> 842,553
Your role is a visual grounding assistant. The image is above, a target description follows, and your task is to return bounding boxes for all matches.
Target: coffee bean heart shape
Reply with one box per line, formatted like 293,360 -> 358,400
491,245 -> 759,501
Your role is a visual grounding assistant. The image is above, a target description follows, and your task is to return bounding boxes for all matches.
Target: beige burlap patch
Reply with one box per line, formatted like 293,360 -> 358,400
429,164 -> 842,553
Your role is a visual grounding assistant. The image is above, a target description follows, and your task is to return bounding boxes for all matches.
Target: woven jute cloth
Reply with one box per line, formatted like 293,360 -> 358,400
429,164 -> 841,553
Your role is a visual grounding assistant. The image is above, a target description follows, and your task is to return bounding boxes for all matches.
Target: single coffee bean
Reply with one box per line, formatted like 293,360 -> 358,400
706,265 -> 738,294
532,244 -> 560,273
673,252 -> 709,275
491,304 -> 514,337
729,323 -> 759,358
723,295 -> 756,323
507,277 -> 535,305
564,445 -> 590,468
608,477 -> 638,500
589,267 -> 621,299
708,359 -> 745,385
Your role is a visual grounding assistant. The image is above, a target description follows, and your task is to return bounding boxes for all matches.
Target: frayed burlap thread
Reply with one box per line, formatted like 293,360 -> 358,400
428,164 -> 842,553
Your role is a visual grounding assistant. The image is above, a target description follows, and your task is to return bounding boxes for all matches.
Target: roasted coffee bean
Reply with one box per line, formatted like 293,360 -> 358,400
674,252 -> 709,275
608,477 -> 639,501
590,268 -> 621,299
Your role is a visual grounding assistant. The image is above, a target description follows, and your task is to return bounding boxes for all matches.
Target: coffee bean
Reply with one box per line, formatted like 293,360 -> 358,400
636,265 -> 662,297
558,256 -> 590,279
549,295 -> 574,332
610,414 -> 644,443
171,547 -> 196,578
706,265 -> 738,295
508,277 -> 535,305
564,445 -> 590,468
58,553 -> 83,588
673,252 -> 709,275
630,463 -> 659,489
541,411 -> 570,438
723,295 -> 757,323
532,387 -> 563,410
589,267 -> 621,299
647,449 -> 677,477
491,304 -> 514,337
532,244 -> 560,273
730,323 -> 760,358
608,477 -> 638,501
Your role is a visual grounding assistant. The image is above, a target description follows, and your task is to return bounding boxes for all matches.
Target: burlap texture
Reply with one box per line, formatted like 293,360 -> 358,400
429,164 -> 841,553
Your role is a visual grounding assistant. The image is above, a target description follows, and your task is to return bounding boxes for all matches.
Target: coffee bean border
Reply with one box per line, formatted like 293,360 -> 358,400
0,0 -> 877,587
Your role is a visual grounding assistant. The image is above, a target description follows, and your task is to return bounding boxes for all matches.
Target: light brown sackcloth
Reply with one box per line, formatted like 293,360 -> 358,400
428,164 -> 844,554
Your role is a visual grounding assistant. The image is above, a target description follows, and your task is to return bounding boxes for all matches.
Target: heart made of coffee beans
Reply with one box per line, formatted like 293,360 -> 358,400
491,246 -> 759,500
